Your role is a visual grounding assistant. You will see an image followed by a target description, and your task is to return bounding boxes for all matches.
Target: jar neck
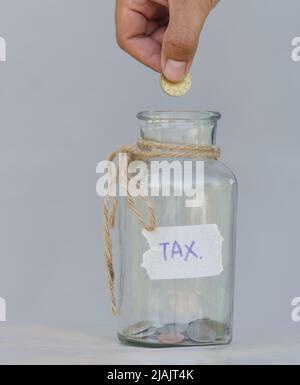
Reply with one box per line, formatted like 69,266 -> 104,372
138,111 -> 220,146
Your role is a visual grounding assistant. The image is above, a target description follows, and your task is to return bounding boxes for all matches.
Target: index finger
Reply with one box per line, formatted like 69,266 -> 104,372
115,0 -> 168,72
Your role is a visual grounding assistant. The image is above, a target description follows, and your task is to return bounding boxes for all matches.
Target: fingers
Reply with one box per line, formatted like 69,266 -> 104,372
115,0 -> 219,80
115,0 -> 168,72
162,0 -> 218,82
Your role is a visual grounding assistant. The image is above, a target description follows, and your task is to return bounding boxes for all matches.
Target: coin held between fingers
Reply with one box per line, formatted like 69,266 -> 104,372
160,73 -> 192,97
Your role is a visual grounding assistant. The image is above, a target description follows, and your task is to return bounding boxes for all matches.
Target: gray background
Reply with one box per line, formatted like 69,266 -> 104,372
0,0 -> 299,338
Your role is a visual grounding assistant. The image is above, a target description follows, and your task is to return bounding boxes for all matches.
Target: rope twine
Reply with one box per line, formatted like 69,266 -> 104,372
104,139 -> 221,314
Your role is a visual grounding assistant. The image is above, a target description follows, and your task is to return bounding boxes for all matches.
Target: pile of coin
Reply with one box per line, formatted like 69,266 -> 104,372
122,319 -> 227,345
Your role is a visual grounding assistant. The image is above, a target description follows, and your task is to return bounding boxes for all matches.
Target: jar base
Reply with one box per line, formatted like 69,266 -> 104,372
118,320 -> 232,348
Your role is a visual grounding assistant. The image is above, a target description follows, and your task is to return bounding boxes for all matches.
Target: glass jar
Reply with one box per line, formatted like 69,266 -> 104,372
117,111 -> 238,347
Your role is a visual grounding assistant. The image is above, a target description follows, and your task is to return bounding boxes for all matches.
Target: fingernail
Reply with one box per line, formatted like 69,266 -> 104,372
163,60 -> 187,82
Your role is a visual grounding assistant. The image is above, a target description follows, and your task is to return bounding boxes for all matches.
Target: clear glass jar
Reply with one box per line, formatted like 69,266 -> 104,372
117,111 -> 238,347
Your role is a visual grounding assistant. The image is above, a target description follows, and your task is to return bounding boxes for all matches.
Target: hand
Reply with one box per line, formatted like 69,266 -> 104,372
116,0 -> 219,82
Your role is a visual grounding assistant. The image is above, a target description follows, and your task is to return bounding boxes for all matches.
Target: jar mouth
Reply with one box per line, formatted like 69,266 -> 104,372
137,111 -> 221,122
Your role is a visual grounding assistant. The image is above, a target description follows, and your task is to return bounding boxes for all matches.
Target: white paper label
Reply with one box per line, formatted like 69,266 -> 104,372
141,225 -> 224,280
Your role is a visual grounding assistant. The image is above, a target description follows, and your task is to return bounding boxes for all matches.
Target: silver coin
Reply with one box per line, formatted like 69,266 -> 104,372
123,321 -> 153,336
187,319 -> 217,343
132,327 -> 157,339
208,320 -> 227,338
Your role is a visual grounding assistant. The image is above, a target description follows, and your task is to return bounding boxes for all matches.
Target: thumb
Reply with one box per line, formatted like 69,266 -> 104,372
162,0 -> 216,82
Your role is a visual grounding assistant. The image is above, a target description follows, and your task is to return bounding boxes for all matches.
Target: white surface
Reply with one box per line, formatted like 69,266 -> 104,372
0,324 -> 299,365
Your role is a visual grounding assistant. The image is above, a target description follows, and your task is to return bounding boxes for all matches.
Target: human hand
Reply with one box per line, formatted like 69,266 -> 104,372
116,0 -> 219,82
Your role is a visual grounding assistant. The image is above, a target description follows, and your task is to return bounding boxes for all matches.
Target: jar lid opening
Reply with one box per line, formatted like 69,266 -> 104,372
137,111 -> 221,122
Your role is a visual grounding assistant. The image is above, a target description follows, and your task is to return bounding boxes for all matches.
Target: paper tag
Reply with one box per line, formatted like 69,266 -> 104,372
141,225 -> 224,280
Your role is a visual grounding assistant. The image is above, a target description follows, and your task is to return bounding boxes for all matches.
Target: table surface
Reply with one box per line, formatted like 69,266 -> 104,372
0,324 -> 299,365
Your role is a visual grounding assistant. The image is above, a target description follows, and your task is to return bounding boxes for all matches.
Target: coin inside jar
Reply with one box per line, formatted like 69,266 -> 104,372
208,320 -> 227,338
132,327 -> 157,339
158,333 -> 185,344
124,321 -> 153,336
187,319 -> 217,343
160,73 -> 192,97
158,323 -> 188,335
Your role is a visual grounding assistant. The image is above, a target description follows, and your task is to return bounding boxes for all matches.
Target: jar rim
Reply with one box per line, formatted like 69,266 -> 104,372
137,111 -> 221,122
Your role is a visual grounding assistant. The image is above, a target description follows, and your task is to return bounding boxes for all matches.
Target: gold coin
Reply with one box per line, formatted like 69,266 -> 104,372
160,73 -> 192,97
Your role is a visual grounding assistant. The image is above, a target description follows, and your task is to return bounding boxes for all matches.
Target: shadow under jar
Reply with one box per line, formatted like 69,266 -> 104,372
117,111 -> 238,347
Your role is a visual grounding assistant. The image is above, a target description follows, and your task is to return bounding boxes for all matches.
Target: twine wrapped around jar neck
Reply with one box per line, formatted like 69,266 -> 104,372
104,139 -> 221,315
